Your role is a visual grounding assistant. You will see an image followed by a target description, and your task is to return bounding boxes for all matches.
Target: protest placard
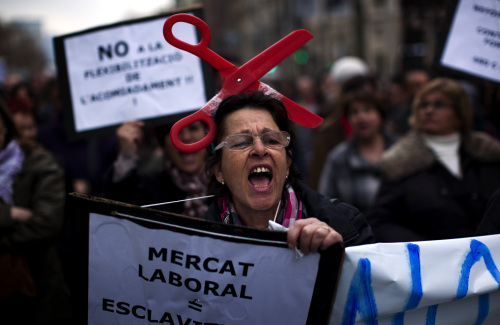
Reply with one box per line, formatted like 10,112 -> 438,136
330,235 -> 500,324
53,7 -> 214,140
68,193 -> 344,325
438,0 -> 500,83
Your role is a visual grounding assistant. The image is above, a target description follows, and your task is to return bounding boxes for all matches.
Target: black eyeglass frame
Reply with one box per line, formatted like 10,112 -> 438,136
214,130 -> 290,152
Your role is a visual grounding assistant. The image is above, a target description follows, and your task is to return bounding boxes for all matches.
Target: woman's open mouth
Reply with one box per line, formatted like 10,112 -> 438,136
248,166 -> 273,189
179,151 -> 199,163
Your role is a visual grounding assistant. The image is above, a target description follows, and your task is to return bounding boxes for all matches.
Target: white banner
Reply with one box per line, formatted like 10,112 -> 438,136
55,11 -> 208,135
331,235 -> 500,324
440,0 -> 500,83
88,212 -> 323,324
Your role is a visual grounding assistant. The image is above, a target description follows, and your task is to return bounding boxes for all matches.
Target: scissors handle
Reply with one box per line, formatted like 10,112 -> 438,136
169,106 -> 217,152
163,14 -> 234,72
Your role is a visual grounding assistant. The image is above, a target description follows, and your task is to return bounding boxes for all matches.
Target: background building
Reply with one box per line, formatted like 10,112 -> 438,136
172,0 -> 455,83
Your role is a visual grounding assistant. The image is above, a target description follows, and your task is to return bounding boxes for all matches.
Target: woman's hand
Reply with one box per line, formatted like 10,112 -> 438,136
11,206 -> 33,222
116,120 -> 144,154
287,218 -> 343,255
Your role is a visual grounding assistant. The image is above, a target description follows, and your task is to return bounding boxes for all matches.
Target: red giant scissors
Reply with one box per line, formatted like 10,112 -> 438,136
163,14 -> 323,152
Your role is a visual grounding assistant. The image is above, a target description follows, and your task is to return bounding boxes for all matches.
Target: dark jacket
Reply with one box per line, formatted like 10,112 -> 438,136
367,131 -> 500,242
200,182 -> 375,247
475,187 -> 500,237
103,155 -> 190,215
0,145 -> 71,324
318,131 -> 398,214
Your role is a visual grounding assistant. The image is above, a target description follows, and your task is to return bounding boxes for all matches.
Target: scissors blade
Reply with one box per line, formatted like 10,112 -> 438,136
257,82 -> 323,128
224,29 -> 313,92
281,96 -> 323,128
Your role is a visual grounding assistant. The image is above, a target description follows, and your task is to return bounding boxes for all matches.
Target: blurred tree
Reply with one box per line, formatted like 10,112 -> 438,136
0,20 -> 47,76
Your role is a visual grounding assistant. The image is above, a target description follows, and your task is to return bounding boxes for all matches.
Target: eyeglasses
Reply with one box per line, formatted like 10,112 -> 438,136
214,131 -> 290,151
418,101 -> 452,110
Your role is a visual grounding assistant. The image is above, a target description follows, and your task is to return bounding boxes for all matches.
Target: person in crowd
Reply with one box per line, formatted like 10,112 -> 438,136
385,69 -> 430,136
5,81 -> 34,116
307,74 -> 378,190
314,68 -> 337,118
319,91 -> 398,214
483,83 -> 500,139
385,74 -> 406,118
367,78 -> 500,242
36,77 -> 60,124
4,80 -> 39,146
1,73 -> 23,99
0,101 -> 71,324
11,111 -> 38,144
201,91 -> 375,254
104,120 -> 210,218
293,74 -> 320,180
330,56 -> 369,86
36,78 -> 117,195
475,187 -> 500,237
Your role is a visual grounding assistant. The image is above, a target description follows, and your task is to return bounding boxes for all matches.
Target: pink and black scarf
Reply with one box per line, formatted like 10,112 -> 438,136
217,184 -> 305,228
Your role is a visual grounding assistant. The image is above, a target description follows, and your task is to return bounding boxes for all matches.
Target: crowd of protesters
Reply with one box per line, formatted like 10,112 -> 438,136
1,54 -> 500,323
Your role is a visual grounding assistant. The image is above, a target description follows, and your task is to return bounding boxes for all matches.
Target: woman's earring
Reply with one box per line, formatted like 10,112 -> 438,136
221,178 -> 225,185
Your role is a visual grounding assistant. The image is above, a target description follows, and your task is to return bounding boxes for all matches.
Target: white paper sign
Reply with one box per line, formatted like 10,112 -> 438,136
88,212 -> 321,324
57,13 -> 208,134
440,0 -> 500,83
330,235 -> 500,324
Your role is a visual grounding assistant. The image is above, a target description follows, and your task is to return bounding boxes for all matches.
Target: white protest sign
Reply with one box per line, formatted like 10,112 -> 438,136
440,0 -> 500,83
54,10 -> 209,137
330,235 -> 500,324
88,212 -> 323,324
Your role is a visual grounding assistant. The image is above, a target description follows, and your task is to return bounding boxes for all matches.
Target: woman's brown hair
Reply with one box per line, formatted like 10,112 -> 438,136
409,78 -> 473,134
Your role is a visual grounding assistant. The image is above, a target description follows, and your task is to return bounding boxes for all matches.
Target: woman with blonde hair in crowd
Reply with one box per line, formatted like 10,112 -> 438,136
367,77 -> 500,242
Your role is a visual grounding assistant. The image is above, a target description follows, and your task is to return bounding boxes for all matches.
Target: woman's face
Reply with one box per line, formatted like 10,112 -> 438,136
417,91 -> 461,135
164,121 -> 206,174
348,101 -> 382,140
213,107 -> 291,217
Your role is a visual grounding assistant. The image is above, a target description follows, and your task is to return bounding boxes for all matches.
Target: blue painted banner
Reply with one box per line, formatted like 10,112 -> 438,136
330,235 -> 500,324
